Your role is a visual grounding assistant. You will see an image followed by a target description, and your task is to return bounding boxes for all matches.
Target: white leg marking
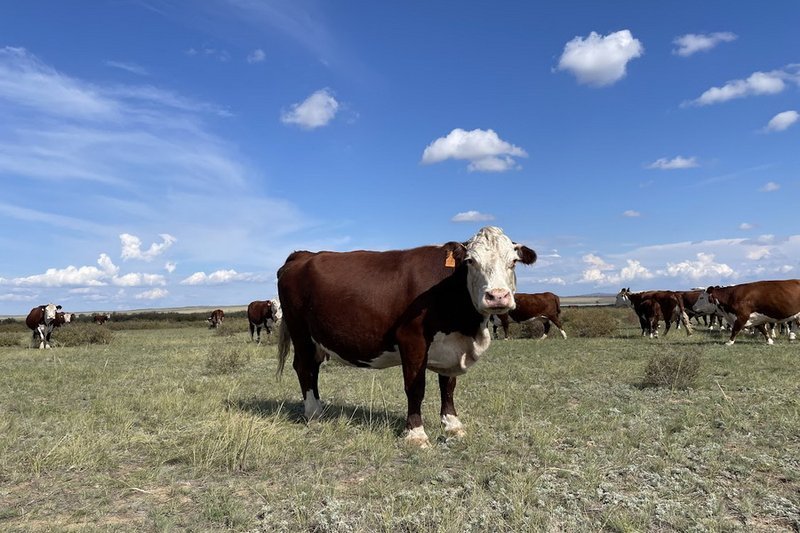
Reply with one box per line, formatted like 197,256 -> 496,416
767,337 -> 774,345
539,333 -> 547,340
39,341 -> 45,349
790,332 -> 797,341
560,329 -> 567,339
404,426 -> 431,448
725,340 -> 735,346
441,414 -> 466,438
303,390 -> 323,420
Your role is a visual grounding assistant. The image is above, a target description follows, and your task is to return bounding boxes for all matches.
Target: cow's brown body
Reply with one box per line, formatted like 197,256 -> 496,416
695,280 -> 800,345
247,300 -> 278,342
616,288 -> 692,337
492,292 -> 566,339
275,227 -> 535,447
93,314 -> 109,325
208,309 -> 225,328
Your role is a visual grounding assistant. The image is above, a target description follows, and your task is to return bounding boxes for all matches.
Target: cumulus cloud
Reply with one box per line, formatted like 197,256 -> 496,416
120,233 -> 176,261
557,29 -> 643,87
165,261 -> 176,273
662,253 -> 735,280
247,49 -> 265,63
421,128 -> 527,172
687,69 -> 792,106
112,272 -> 166,287
760,181 -> 780,192
764,110 -> 799,132
179,269 -> 266,285
281,88 -> 339,129
647,156 -> 698,170
135,288 -> 168,300
746,247 -> 771,261
580,255 -> 653,285
622,210 -> 641,217
451,210 -> 495,222
672,32 -> 737,57
8,254 -> 119,287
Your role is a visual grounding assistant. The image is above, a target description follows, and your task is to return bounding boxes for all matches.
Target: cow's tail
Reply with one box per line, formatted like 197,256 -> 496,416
677,295 -> 693,336
276,317 -> 291,379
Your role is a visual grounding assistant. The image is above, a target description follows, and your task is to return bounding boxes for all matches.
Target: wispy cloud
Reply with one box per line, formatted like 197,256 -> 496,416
451,211 -> 495,222
557,29 -> 643,87
105,60 -> 149,76
739,222 -> 753,230
622,210 -> 641,218
672,32 -> 737,57
760,181 -> 780,192
135,288 -> 168,300
247,48 -> 265,63
120,233 -> 177,261
647,156 -> 698,170
179,269 -> 268,285
422,128 -> 527,172
281,88 -> 339,129
764,110 -> 799,132
685,66 -> 799,106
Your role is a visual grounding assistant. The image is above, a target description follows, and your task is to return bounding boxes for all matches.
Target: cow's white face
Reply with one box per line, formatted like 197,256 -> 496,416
62,312 -> 72,324
614,290 -> 632,308
464,227 -> 536,315
271,299 -> 283,321
43,303 -> 58,322
693,291 -> 718,314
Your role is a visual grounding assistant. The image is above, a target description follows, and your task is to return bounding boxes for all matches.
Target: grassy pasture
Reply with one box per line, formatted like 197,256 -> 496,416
1,310 -> 799,531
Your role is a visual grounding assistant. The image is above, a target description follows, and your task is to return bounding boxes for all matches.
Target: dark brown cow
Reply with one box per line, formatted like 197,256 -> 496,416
276,226 -> 536,447
247,300 -> 280,343
491,292 -> 567,340
93,314 -> 109,325
694,280 -> 800,345
25,303 -> 63,349
615,288 -> 693,337
208,309 -> 225,328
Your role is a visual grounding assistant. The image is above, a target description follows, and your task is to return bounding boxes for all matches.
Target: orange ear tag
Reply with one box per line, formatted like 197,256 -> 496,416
445,251 -> 456,268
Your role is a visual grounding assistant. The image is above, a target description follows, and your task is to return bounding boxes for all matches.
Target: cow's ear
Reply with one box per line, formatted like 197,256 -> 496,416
444,242 -> 467,267
56,305 -> 62,310
514,244 -> 537,265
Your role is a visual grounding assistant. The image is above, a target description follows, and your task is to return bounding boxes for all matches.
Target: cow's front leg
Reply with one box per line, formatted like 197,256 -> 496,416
439,374 -> 465,438
399,333 -> 430,448
755,324 -> 773,345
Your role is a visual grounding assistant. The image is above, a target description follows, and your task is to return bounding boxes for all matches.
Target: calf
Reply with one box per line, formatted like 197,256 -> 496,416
694,280 -> 800,345
208,309 -> 225,328
615,288 -> 693,337
276,226 -> 536,447
491,292 -> 566,340
25,303 -> 63,349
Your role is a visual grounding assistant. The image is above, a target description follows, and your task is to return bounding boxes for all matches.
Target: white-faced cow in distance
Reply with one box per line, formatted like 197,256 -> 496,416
247,300 -> 280,343
615,288 -> 693,337
208,309 -> 225,328
491,292 -> 567,340
694,280 -> 800,345
25,303 -> 65,349
276,226 -> 536,448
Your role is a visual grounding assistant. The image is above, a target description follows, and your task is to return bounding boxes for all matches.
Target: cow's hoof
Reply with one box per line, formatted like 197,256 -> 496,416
767,338 -> 774,345
725,340 -> 735,346
441,414 -> 466,438
404,427 -> 431,448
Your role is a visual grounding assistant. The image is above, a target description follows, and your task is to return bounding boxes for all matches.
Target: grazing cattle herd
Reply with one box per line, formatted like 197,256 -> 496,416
9,225 -> 800,445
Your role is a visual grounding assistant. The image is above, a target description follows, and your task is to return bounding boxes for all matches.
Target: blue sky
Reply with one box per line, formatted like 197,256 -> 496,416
1,1 -> 799,314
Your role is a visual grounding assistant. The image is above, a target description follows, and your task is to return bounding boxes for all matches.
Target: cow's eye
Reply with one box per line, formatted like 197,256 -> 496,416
465,258 -> 474,265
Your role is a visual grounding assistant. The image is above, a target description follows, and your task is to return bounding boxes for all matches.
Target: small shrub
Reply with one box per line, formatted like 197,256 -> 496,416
205,346 -> 250,374
52,324 -> 114,346
642,348 -> 701,390
214,323 -> 237,337
0,333 -> 22,347
562,308 -> 619,337
517,320 -> 546,339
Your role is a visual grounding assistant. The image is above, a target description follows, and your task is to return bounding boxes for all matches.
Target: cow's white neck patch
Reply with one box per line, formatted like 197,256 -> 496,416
428,327 -> 491,377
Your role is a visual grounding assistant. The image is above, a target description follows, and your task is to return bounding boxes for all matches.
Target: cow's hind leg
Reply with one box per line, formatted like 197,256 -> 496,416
438,374 -> 465,439
292,338 -> 323,420
248,322 -> 255,342
255,325 -> 262,344
398,334 -> 431,448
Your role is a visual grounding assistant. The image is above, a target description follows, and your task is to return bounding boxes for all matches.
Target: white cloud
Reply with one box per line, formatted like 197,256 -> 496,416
746,247 -> 771,261
663,253 -> 735,280
760,181 -> 780,192
451,210 -> 495,222
421,128 -> 527,172
7,253 -> 117,287
580,256 -> 653,285
688,70 -> 789,106
764,110 -> 799,132
105,60 -> 149,76
281,88 -> 339,129
647,156 -> 698,170
583,253 -> 614,271
165,261 -> 176,273
672,32 -> 737,57
120,233 -> 177,261
739,222 -> 753,230
135,288 -> 168,300
557,29 -> 643,87
112,272 -> 166,287
247,49 -> 266,63
622,210 -> 640,217
179,269 -> 267,285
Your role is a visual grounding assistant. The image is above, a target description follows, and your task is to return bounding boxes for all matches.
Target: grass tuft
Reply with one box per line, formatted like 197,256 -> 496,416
0,333 -> 22,347
205,345 -> 251,374
52,323 -> 114,346
562,307 -> 619,337
642,347 -> 701,389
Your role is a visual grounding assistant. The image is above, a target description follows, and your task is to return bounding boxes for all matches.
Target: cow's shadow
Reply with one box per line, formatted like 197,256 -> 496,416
227,397 -> 407,433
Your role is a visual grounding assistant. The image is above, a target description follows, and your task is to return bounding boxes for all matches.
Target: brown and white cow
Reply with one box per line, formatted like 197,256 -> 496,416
93,313 -> 110,325
615,288 -> 693,337
276,226 -> 536,447
693,280 -> 800,345
25,303 -> 64,349
247,299 -> 280,343
208,309 -> 225,328
491,292 -> 567,340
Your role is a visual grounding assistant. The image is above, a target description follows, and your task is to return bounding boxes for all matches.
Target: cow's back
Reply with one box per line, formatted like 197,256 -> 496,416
730,280 -> 800,315
25,307 -> 43,330
509,292 -> 559,322
277,244 -> 464,358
